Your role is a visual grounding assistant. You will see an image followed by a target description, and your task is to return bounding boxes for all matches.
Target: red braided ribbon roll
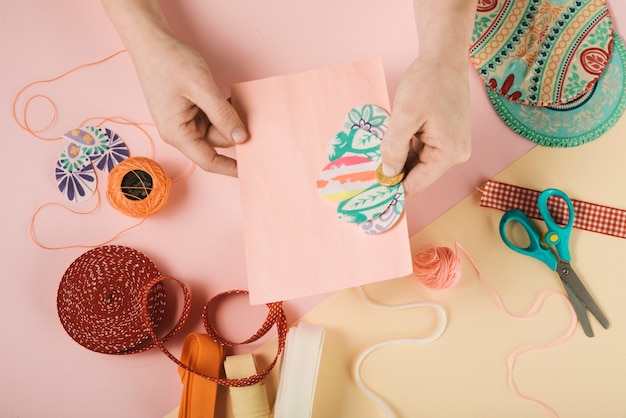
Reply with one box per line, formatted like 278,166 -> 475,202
57,245 -> 190,354
58,246 -> 287,387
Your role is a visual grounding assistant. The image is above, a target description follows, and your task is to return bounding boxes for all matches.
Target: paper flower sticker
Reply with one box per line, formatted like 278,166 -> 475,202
316,104 -> 405,235
56,127 -> 129,203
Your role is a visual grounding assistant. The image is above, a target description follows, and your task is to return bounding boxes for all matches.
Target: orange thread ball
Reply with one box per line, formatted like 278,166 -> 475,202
107,157 -> 171,218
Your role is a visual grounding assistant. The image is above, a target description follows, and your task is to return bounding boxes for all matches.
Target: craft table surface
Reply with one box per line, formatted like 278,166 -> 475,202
1,1 -> 624,417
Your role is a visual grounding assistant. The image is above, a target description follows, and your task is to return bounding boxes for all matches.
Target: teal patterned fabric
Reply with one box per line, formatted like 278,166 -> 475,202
471,0 -> 614,106
486,35 -> 626,147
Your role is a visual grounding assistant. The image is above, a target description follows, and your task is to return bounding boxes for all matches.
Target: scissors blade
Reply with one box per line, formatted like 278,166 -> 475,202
556,260 -> 610,330
562,280 -> 594,337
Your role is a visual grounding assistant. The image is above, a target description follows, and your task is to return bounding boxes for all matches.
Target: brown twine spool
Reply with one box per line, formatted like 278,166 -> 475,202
106,156 -> 171,217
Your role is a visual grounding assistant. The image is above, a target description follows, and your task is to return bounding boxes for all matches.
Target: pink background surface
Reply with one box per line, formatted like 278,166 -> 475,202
1,1 -> 623,417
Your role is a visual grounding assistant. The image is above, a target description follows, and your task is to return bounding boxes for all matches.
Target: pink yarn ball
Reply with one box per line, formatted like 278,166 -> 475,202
412,246 -> 462,290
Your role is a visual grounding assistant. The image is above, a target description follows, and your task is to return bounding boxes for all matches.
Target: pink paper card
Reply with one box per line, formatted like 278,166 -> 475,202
232,58 -> 413,304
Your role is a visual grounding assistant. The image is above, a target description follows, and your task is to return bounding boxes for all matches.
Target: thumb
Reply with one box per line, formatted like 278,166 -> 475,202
380,112 -> 420,177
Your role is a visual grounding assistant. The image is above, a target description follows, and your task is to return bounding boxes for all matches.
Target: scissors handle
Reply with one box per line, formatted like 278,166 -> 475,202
499,208 -> 557,270
537,189 -> 575,262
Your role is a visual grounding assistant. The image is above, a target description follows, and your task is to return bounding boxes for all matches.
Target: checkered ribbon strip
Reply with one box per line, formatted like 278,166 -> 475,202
480,180 -> 626,239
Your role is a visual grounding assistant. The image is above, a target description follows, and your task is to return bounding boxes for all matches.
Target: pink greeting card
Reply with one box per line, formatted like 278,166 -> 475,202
232,58 -> 413,304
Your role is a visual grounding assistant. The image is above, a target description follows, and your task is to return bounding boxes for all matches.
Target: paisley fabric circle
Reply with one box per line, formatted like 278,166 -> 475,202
478,0 -> 499,12
316,155 -> 379,202
487,34 -> 626,147
470,0 -> 614,106
55,144 -> 97,203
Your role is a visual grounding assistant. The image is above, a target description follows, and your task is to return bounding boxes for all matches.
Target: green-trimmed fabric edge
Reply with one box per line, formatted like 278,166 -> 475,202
486,35 -> 626,148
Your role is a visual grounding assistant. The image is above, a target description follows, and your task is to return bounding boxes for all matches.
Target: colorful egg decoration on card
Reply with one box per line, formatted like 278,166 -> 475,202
358,189 -> 405,234
337,183 -> 403,223
317,103 -> 405,234
343,104 -> 390,139
316,155 -> 379,202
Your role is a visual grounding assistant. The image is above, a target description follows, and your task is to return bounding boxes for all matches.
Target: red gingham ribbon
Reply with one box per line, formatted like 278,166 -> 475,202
479,180 -> 626,238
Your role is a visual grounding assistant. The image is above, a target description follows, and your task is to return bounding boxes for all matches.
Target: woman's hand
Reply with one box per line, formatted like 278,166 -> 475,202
101,0 -> 248,177
381,55 -> 472,196
132,34 -> 247,177
381,0 -> 478,196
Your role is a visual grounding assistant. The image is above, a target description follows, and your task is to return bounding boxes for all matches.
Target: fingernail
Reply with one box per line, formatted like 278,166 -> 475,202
232,127 -> 248,144
382,163 -> 398,177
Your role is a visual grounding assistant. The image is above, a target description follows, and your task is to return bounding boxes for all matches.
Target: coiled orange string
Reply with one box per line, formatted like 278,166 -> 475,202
11,50 -> 128,140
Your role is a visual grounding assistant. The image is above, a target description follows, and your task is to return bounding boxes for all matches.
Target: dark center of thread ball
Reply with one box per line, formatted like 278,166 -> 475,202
121,169 -> 153,201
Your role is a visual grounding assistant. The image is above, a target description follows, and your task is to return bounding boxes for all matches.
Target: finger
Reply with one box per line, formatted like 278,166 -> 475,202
381,111 -> 423,177
402,161 -> 444,196
401,146 -> 449,196
179,136 -> 237,177
206,124 -> 237,148
191,80 -> 248,145
175,135 -> 238,177
403,136 -> 425,172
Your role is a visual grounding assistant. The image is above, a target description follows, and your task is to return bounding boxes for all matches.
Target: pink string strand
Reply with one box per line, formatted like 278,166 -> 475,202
457,243 -> 577,417
11,49 -> 195,182
414,243 -> 576,416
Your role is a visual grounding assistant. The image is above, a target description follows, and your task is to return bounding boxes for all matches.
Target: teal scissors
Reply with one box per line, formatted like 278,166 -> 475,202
499,188 -> 609,337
